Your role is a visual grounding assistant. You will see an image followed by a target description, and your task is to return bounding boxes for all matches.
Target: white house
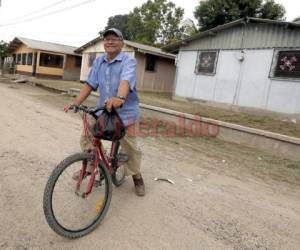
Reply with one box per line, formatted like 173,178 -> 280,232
163,18 -> 300,115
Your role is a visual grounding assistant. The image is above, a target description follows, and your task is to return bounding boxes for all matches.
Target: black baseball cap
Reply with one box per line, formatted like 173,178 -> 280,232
103,28 -> 123,40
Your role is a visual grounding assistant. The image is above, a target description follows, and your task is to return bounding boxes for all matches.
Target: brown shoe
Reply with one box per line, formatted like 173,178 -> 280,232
133,174 -> 145,196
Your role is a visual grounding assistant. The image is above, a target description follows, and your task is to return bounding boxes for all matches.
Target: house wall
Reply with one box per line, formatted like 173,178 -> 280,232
175,49 -> 300,114
79,53 -> 104,81
12,42 -> 81,79
135,51 -> 175,93
14,44 -> 35,74
63,55 -> 81,80
36,51 -> 64,78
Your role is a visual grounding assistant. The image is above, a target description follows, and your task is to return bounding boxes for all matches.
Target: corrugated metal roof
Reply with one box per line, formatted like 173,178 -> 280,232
124,40 -> 175,59
9,37 -> 80,55
75,37 -> 175,59
163,17 -> 300,52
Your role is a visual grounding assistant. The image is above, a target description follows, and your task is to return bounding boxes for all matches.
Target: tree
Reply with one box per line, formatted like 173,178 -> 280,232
259,0 -> 285,20
0,40 -> 9,68
100,14 -> 131,40
194,0 -> 285,31
126,0 -> 184,46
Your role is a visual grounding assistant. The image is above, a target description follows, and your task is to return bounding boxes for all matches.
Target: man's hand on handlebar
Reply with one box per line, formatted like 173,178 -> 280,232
105,97 -> 125,112
64,102 -> 80,112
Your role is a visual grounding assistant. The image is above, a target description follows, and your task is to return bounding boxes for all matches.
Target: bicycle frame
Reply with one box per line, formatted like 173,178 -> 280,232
75,137 -> 120,198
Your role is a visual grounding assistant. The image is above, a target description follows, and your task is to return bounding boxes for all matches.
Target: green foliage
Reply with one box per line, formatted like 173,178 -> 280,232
0,40 -> 9,59
259,0 -> 285,20
127,0 -> 184,46
100,14 -> 131,40
194,0 -> 286,31
101,0 -> 184,46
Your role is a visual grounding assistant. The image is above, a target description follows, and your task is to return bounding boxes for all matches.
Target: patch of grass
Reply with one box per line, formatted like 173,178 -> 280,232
139,92 -> 300,138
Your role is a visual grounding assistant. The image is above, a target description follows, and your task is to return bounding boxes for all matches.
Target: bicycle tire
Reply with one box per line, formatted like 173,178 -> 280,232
43,152 -> 112,238
111,144 -> 125,187
112,167 -> 125,187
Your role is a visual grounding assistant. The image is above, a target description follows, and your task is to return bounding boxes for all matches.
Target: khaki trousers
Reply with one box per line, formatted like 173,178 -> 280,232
80,115 -> 141,176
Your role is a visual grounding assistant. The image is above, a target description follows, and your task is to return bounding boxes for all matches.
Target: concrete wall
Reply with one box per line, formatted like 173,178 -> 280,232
175,49 -> 300,114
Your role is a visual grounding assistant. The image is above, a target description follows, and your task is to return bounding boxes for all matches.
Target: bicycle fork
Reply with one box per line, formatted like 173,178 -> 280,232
75,156 -> 100,198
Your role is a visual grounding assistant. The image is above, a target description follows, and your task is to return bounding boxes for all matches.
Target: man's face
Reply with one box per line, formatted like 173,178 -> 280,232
103,33 -> 123,54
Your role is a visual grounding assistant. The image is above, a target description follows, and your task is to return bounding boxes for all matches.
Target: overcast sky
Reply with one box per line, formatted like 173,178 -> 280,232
0,0 -> 299,47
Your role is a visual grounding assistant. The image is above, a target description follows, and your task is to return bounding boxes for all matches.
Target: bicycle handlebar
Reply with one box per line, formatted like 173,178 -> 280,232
71,105 -> 105,116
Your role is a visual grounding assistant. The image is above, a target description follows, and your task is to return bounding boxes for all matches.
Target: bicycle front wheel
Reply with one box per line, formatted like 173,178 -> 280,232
43,152 -> 112,238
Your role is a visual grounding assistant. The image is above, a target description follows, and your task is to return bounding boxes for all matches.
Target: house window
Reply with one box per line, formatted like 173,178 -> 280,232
195,51 -> 218,75
88,53 -> 96,67
39,53 -> 63,68
145,54 -> 156,72
273,51 -> 300,79
21,53 -> 27,65
27,53 -> 33,65
75,56 -> 82,67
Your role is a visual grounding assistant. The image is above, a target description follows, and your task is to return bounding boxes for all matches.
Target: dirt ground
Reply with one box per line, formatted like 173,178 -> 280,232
0,82 -> 300,250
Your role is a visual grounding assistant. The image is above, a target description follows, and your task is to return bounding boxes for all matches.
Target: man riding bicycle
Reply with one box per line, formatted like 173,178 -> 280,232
64,28 -> 145,196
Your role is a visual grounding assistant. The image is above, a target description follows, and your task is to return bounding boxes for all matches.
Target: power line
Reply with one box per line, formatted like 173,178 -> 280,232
5,0 -> 71,23
0,0 -> 96,27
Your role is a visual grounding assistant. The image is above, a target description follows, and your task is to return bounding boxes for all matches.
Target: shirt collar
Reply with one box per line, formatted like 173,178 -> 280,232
104,51 -> 124,63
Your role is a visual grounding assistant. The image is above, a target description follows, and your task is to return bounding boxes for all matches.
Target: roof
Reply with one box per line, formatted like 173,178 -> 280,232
8,37 -> 80,56
74,37 -> 175,59
124,40 -> 175,59
163,17 -> 300,52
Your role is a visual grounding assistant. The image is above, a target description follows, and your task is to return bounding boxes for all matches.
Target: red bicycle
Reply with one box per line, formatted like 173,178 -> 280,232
43,105 -> 126,238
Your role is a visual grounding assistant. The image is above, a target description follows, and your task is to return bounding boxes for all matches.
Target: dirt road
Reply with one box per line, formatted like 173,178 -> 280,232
0,82 -> 300,250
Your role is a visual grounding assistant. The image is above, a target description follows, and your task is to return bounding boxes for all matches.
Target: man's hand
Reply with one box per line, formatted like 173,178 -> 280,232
64,103 -> 76,112
105,97 -> 125,112
64,84 -> 93,112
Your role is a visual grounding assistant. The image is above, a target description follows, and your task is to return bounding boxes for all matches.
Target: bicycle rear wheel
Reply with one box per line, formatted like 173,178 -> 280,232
112,164 -> 125,186
43,152 -> 112,238
111,144 -> 126,187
